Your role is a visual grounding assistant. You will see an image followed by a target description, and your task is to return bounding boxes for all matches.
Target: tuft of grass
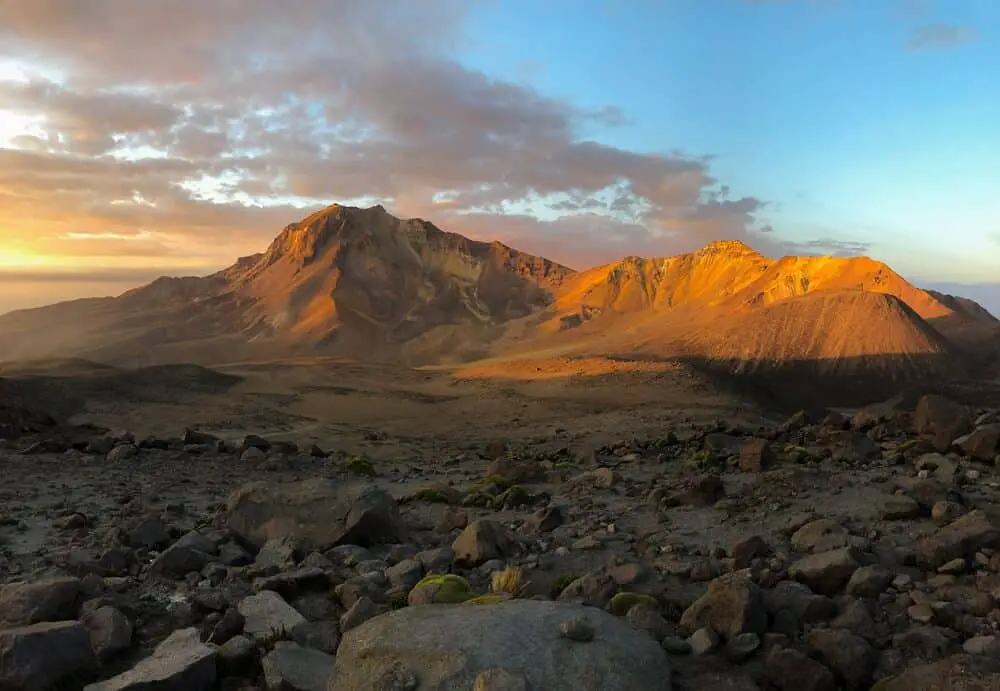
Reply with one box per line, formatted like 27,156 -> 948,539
346,455 -> 377,477
256,625 -> 293,654
898,439 -> 924,453
549,572 -> 580,599
608,591 -> 659,616
783,444 -> 808,455
490,565 -> 526,597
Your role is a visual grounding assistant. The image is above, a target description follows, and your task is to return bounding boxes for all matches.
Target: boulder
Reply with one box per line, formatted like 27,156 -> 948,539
955,424 -> 1000,461
328,600 -> 672,691
739,439 -> 775,472
788,547 -> 860,595
238,590 -> 308,642
82,605 -> 133,660
84,627 -> 215,691
262,641 -> 333,691
765,646 -> 835,691
225,479 -> 406,551
918,509 -> 1000,567
914,395 -> 972,452
0,577 -> 80,627
150,543 -> 215,578
452,520 -> 516,567
679,570 -> 767,640
0,621 -> 97,690
805,628 -> 876,690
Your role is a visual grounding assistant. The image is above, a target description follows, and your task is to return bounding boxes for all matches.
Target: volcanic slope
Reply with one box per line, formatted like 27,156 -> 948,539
0,205 -> 572,366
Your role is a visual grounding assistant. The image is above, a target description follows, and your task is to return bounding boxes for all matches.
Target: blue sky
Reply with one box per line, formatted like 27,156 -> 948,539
0,0 -> 997,315
459,0 -> 999,283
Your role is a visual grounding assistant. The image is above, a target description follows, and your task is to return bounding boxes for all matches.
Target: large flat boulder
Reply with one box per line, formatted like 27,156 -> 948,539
328,600 -> 672,691
84,627 -> 215,691
225,478 -> 406,551
0,621 -> 97,690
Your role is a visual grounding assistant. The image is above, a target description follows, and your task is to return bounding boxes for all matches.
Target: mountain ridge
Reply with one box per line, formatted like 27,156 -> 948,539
0,203 -> 996,404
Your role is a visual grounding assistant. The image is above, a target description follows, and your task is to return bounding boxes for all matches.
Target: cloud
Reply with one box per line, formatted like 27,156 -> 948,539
0,0 -> 777,285
907,24 -> 978,50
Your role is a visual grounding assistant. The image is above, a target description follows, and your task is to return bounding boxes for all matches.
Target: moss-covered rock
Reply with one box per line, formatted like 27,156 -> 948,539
608,591 -> 659,617
549,573 -> 580,599
407,574 -> 474,605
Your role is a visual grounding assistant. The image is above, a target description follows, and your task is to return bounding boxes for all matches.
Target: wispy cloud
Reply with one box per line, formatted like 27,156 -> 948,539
907,23 -> 978,50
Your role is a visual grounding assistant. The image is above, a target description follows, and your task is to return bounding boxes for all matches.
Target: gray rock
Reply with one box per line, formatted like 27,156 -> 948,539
765,646 -> 835,691
879,495 -> 923,520
150,543 -> 215,578
293,620 -> 340,654
880,654 -> 1000,690
956,424 -> 1000,461
788,547 -> 860,595
385,558 -> 424,590
790,519 -> 849,553
918,510 -> 1000,567
174,531 -> 219,555
805,628 -> 876,690
341,596 -> 385,633
0,577 -> 80,627
453,520 -> 516,567
688,627 -> 719,655
238,591 -> 308,642
217,634 -> 256,677
241,446 -> 267,462
262,641 -> 333,691
0,621 -> 98,690
328,600 -> 672,690
107,443 -> 138,462
127,517 -> 170,549
82,605 -> 133,660
84,627 -> 215,691
914,395 -> 972,452
680,570 -> 767,640
846,564 -> 893,598
474,667 -> 530,691
225,479 -> 406,550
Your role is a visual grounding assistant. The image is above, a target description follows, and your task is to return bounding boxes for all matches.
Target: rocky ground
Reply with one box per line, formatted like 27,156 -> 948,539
1,392 -> 1000,689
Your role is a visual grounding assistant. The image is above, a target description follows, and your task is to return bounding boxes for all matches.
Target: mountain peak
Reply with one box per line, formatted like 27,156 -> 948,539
694,239 -> 760,258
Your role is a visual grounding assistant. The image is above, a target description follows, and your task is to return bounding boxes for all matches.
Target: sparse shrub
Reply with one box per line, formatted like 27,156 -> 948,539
256,625 -> 293,654
608,591 -> 658,616
346,455 -> 377,477
413,486 -> 455,504
465,474 -> 513,495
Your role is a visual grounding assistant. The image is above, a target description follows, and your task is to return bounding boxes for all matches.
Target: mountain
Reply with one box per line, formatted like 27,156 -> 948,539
0,205 -> 572,365
0,204 -> 997,403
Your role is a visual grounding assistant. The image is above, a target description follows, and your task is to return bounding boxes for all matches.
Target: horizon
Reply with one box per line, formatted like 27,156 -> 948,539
1,0 -> 998,316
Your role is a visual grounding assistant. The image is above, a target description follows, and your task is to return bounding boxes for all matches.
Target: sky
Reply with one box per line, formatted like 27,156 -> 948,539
0,0 -> 998,316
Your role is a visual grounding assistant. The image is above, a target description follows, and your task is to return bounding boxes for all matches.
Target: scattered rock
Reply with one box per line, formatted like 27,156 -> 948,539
0,577 -> 80,627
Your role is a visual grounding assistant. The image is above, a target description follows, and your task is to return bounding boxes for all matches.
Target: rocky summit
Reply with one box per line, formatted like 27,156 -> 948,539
1,388 -> 1000,690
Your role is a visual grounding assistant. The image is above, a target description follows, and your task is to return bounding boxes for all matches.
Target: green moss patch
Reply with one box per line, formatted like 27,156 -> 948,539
608,591 -> 658,616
